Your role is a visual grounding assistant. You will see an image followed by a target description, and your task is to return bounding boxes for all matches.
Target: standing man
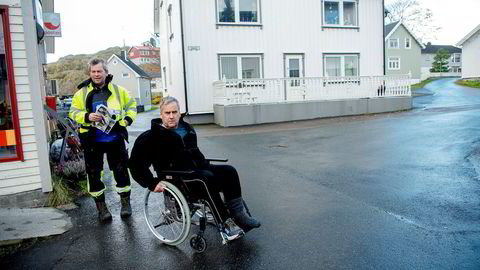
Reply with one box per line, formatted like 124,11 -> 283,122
69,58 -> 137,222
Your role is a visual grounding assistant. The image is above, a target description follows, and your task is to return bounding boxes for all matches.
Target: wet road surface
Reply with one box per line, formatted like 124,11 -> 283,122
2,78 -> 479,269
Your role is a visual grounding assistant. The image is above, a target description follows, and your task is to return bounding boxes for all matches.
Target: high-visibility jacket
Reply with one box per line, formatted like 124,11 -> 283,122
69,81 -> 137,136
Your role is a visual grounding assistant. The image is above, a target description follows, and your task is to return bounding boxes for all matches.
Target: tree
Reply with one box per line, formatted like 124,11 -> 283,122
385,0 -> 441,42
430,49 -> 450,73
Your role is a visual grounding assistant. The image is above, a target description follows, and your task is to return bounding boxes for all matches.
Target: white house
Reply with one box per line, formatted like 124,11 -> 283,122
107,52 -> 152,112
0,0 -> 53,196
456,24 -> 480,79
155,0 -> 411,126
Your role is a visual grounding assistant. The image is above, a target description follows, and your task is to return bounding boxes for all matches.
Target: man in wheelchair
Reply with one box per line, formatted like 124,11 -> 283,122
128,96 -> 260,241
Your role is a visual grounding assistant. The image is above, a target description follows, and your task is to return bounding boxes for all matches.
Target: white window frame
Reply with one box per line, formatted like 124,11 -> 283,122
452,53 -> 461,63
388,38 -> 399,49
322,0 -> 358,27
323,54 -> 359,77
216,0 -> 261,25
218,54 -> 263,80
388,57 -> 400,70
405,38 -> 411,49
167,4 -> 174,40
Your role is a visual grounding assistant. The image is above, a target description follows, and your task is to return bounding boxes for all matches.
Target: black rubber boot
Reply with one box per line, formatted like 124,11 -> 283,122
226,197 -> 261,233
95,195 -> 112,222
120,191 -> 132,218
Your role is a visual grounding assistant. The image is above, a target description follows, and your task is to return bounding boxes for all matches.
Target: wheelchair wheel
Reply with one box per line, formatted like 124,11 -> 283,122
144,181 -> 191,246
190,234 -> 207,253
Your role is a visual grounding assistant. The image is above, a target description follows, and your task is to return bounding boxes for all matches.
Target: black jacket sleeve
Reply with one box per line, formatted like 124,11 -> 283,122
128,131 -> 159,190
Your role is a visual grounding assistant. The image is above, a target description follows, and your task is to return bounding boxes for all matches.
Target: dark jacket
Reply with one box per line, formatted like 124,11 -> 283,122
128,117 -> 206,190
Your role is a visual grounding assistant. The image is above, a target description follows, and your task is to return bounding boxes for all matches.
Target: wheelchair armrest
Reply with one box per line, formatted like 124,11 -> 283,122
161,170 -> 195,178
205,158 -> 228,163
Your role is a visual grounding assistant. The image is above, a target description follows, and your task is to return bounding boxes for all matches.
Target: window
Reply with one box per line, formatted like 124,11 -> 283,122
217,0 -> 260,24
388,38 -> 399,48
122,72 -> 129,78
219,54 -> 262,80
452,53 -> 461,63
388,57 -> 400,70
323,0 -> 357,27
323,54 -> 359,77
0,7 -> 23,162
405,38 -> 411,49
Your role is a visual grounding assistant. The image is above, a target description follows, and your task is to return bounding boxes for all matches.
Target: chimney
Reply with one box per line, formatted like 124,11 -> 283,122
120,50 -> 127,60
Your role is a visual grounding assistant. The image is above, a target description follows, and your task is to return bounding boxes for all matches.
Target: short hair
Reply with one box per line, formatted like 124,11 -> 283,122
159,96 -> 180,113
87,58 -> 108,74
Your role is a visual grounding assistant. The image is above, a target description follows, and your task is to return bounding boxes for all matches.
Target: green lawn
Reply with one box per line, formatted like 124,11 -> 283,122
456,79 -> 480,88
411,78 -> 438,89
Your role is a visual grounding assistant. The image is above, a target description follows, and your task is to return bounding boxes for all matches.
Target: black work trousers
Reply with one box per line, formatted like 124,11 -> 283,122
83,137 -> 130,199
185,164 -> 242,223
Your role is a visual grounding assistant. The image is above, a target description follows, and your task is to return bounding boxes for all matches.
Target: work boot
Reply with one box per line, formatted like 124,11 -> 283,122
120,192 -> 132,218
226,197 -> 261,233
95,201 -> 112,222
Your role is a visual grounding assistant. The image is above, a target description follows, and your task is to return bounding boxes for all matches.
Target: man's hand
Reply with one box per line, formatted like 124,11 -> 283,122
88,113 -> 103,122
153,182 -> 166,193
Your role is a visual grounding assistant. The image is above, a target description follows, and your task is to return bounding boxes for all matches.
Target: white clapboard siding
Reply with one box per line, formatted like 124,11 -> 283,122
0,159 -> 39,171
20,118 -> 34,128
15,84 -> 30,93
0,183 -> 42,196
12,50 -> 26,59
23,151 -> 39,160
18,109 -> 33,119
13,67 -> 28,76
22,142 -> 37,152
13,58 -> 27,67
0,2 -> 46,196
0,167 -> 40,180
17,101 -> 32,110
21,134 -> 36,144
16,92 -> 31,102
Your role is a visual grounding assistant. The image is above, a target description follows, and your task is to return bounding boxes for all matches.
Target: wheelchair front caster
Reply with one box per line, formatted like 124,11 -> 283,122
190,234 -> 207,253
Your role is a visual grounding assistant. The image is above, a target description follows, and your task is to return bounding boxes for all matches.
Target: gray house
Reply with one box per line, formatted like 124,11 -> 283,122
107,52 -> 152,112
420,43 -> 462,79
384,21 -> 425,83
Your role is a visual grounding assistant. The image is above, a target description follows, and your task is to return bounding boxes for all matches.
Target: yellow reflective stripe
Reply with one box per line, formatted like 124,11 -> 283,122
87,174 -> 106,198
116,185 -> 131,193
82,86 -> 88,103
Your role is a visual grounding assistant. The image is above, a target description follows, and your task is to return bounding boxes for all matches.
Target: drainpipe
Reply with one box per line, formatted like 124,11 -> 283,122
179,0 -> 189,113
383,0 -> 386,75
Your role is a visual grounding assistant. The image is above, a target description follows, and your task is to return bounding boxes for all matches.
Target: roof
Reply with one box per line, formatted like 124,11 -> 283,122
148,72 -> 162,78
456,24 -> 480,47
421,44 -> 462,54
384,21 -> 425,49
384,22 -> 398,37
107,54 -> 151,78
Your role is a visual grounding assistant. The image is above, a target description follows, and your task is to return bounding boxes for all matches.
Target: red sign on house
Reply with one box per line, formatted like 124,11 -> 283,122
43,13 -> 62,37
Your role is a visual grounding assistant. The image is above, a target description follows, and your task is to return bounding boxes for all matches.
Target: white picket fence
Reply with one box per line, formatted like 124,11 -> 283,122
213,75 -> 411,105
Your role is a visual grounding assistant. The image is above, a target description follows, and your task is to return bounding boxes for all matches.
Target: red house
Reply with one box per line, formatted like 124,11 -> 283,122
127,42 -> 160,66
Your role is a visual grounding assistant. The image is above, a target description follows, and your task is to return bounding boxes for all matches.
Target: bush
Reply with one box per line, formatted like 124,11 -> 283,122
47,159 -> 88,207
456,79 -> 480,88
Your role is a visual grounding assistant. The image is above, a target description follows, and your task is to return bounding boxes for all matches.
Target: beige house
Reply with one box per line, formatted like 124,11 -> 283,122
107,53 -> 152,111
0,0 -> 54,196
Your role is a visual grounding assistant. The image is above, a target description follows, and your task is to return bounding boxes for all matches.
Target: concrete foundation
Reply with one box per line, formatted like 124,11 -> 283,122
214,96 -> 412,127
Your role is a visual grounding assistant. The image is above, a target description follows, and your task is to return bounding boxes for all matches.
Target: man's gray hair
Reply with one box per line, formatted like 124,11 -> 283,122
159,96 -> 180,112
87,58 -> 108,74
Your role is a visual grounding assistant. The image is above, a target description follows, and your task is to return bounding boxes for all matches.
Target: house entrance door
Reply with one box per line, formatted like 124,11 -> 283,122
284,54 -> 304,101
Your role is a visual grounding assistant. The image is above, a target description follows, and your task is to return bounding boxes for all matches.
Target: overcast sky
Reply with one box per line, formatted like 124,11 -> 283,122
47,0 -> 480,63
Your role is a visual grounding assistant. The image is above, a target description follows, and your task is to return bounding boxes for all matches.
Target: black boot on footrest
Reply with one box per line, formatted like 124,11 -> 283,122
227,197 -> 261,233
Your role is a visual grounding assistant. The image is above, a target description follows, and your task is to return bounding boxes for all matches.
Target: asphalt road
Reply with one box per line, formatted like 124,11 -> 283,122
2,78 -> 479,269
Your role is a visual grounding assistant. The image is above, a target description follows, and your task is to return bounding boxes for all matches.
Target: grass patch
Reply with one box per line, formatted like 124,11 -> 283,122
411,78 -> 438,89
456,79 -> 480,88
46,159 -> 88,207
45,175 -> 74,207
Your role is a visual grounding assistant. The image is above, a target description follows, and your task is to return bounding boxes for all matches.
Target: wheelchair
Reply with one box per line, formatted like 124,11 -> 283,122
143,159 -> 252,253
